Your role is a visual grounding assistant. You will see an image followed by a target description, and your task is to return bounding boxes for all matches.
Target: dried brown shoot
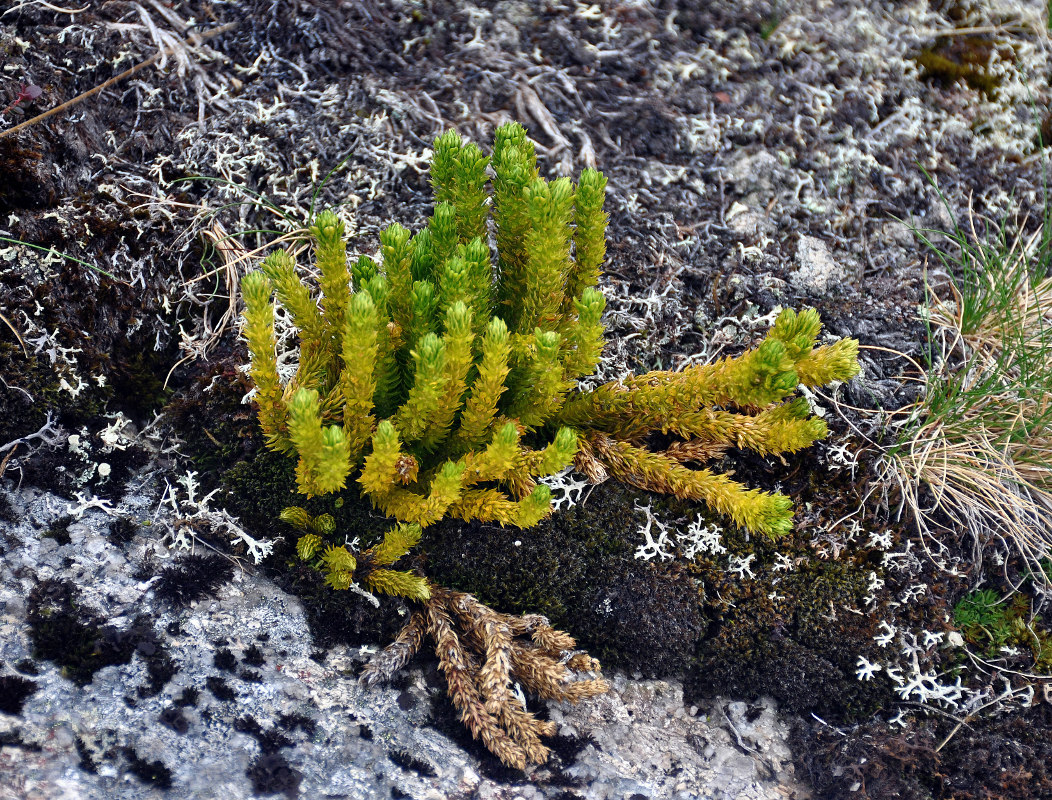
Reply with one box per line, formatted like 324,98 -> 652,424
361,584 -> 607,770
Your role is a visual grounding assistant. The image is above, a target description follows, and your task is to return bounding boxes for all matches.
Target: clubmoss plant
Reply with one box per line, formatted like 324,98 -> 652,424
240,122 -> 860,767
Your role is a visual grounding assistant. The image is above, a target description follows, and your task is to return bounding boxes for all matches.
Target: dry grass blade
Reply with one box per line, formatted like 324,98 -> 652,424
134,184 -> 311,384
163,221 -> 249,387
0,309 -> 27,356
1,0 -> 87,15
883,426 -> 1052,574
885,204 -> 1052,585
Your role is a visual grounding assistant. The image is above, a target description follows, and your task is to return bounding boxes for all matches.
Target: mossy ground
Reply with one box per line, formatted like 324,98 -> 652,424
0,674 -> 38,716
179,361 -> 897,726
151,344 -> 1042,796
424,481 -> 708,678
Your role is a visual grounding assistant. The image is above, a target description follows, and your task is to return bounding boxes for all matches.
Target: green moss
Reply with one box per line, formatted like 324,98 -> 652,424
219,450 -> 302,534
277,562 -> 409,650
424,482 -> 706,677
165,361 -> 260,474
109,349 -> 173,418
578,558 -> 705,676
693,552 -> 891,718
26,579 -> 173,692
42,515 -> 74,545
0,344 -> 107,444
220,447 -> 392,549
953,589 -> 1052,673
914,36 -> 1003,96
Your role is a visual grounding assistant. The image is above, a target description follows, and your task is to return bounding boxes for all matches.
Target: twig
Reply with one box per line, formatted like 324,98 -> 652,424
1,1 -> 87,15
715,696 -> 760,754
0,21 -> 238,141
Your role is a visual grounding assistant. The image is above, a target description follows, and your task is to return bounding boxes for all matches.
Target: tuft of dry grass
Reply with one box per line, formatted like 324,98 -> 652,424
883,203 -> 1052,584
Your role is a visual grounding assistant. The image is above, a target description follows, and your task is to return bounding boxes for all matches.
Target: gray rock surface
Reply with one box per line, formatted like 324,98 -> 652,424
790,235 -> 844,296
0,476 -> 808,800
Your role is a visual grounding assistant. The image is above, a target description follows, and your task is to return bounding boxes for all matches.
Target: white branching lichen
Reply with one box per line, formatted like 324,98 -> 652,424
157,470 -> 274,564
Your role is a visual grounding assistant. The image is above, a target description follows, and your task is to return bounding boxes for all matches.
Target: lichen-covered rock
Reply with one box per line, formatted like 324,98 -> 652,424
790,235 -> 844,296
0,480 -> 806,799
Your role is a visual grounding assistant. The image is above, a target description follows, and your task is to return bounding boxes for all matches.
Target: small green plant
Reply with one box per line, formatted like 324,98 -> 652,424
953,588 -> 1052,671
953,589 -> 1013,647
758,1 -> 784,40
240,123 -> 859,767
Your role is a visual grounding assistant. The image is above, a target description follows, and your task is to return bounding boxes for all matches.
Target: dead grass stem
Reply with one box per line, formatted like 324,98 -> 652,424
885,205 -> 1052,584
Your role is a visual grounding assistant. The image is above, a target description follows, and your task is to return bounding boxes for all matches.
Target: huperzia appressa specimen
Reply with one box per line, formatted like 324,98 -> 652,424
240,122 -> 859,767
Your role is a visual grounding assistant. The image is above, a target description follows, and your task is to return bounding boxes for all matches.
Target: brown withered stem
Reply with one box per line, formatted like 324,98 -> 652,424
360,583 -> 608,769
